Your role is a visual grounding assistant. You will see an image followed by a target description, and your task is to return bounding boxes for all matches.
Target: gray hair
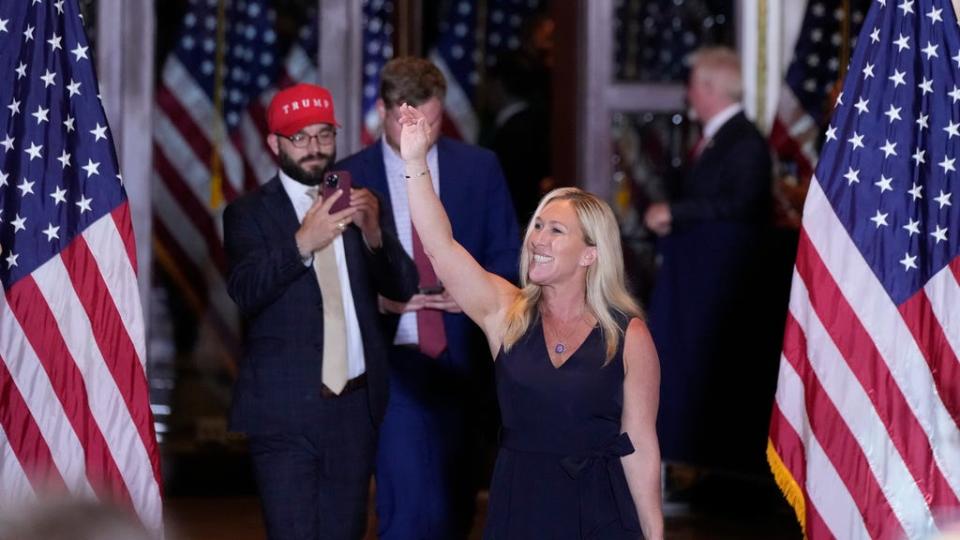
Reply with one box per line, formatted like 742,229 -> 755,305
689,46 -> 743,102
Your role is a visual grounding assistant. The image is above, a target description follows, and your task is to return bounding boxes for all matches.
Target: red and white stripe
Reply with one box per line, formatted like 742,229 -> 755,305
152,58 -> 259,361
770,88 -> 819,185
0,205 -> 163,535
0,425 -> 36,509
769,179 -> 960,539
152,46 -> 318,369
429,51 -> 478,143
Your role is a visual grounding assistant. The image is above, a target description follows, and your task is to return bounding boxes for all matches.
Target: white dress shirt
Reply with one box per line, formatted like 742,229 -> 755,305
703,103 -> 743,141
279,170 -> 366,378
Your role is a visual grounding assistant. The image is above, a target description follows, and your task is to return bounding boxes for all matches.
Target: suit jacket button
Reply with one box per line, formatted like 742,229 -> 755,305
314,343 -> 323,351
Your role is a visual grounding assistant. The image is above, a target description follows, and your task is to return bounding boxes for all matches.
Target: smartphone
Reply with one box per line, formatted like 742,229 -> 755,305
418,285 -> 445,295
322,170 -> 353,214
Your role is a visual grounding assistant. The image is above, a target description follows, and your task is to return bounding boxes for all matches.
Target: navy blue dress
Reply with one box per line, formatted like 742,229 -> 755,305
484,315 -> 643,539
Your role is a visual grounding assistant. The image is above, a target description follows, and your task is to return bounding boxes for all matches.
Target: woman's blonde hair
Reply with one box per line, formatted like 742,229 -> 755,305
502,188 -> 642,362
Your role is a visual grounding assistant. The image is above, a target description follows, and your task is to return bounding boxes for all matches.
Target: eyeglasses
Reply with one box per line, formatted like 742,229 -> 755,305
278,129 -> 337,148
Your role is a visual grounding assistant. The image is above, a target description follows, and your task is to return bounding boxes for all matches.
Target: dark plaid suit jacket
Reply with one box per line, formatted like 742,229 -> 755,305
224,175 -> 417,434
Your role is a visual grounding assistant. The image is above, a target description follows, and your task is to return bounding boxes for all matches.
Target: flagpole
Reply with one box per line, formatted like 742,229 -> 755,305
833,0 -> 852,100
474,0 -> 488,86
209,0 -> 227,210
740,0 -> 781,133
318,0 -> 363,155
756,0 -> 768,133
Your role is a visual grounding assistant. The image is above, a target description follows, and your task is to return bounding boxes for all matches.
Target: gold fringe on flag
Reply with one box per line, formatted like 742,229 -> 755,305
767,438 -> 808,538
209,0 -> 227,210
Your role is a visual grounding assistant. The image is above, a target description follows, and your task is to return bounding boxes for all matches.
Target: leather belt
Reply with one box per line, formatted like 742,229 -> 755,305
320,373 -> 367,398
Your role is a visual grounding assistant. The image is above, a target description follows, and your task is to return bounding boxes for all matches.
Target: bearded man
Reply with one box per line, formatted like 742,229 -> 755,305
223,83 -> 417,540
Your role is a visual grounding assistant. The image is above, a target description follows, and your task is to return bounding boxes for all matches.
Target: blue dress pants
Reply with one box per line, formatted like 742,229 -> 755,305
375,348 -> 476,540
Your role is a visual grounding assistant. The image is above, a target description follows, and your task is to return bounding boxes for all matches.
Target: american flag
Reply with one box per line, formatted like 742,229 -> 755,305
361,0 -> 546,143
361,0 -> 396,144
429,0 -> 483,141
432,0 -> 546,142
153,0 -> 319,377
771,1 -> 870,226
612,0 -> 734,82
0,0 -> 162,534
767,0 -> 960,538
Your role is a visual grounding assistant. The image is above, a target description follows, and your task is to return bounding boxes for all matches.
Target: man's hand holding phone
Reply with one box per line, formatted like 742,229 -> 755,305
295,189 -> 357,257
378,287 -> 462,315
420,289 -> 462,313
323,171 -> 382,249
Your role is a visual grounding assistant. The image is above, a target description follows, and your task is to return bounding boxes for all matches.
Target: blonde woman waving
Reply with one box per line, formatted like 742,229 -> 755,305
396,104 -> 663,540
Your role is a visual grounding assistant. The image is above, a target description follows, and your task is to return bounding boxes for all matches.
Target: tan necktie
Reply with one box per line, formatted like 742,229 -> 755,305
307,188 -> 349,394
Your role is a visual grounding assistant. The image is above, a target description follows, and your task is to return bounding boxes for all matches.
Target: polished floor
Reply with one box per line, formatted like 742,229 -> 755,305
161,454 -> 802,540
164,492 -> 802,540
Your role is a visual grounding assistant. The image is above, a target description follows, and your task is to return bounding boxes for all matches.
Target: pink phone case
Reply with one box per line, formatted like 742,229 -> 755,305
322,170 -> 353,214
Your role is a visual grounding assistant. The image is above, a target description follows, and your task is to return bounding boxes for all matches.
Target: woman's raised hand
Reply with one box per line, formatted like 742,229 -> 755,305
398,103 -> 430,163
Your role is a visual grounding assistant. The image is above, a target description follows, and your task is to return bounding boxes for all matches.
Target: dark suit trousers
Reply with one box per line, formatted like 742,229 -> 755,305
248,388 -> 376,540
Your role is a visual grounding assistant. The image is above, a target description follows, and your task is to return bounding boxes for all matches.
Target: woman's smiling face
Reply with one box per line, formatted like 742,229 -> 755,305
526,200 -> 595,286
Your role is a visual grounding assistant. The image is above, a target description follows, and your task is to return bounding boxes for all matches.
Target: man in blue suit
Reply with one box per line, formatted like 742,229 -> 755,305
224,84 -> 417,540
337,57 -> 521,539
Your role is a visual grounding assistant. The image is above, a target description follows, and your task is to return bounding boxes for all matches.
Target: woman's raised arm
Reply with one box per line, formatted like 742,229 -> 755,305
397,104 -> 517,341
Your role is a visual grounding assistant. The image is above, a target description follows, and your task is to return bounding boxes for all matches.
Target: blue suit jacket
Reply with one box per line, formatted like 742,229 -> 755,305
224,176 -> 418,434
335,137 -> 521,375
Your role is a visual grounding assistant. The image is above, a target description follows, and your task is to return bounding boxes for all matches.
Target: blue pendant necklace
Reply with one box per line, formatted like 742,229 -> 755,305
546,311 -> 586,356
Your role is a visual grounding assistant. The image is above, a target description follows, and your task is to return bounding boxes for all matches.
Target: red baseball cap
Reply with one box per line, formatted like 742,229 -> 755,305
267,83 -> 340,136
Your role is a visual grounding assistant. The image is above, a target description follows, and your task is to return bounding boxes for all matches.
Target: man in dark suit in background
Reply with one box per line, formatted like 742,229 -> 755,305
224,83 -> 417,540
645,47 -> 780,478
337,57 -> 520,540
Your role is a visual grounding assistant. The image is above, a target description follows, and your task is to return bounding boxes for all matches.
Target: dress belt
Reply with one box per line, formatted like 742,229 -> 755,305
320,373 -> 367,398
559,432 -> 642,537
499,431 -> 642,537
